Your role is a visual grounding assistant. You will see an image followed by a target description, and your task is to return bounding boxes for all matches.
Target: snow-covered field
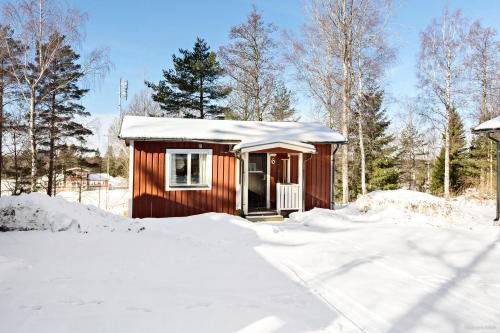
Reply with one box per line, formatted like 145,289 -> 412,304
0,190 -> 499,333
56,188 -> 129,216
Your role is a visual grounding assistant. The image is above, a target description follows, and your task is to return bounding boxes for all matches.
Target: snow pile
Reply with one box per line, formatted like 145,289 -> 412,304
291,189 -> 496,228
354,189 -> 498,226
0,193 -> 129,232
355,189 -> 452,216
1,192 -> 500,332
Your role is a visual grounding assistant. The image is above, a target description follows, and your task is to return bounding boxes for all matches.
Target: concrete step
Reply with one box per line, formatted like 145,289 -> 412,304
246,215 -> 284,222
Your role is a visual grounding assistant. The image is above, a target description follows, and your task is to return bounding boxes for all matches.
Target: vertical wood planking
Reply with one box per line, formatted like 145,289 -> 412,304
304,144 -> 331,210
217,148 -> 224,213
133,144 -> 140,218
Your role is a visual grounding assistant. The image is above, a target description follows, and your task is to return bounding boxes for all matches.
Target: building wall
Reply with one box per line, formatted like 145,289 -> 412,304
132,141 -> 237,218
132,141 -> 332,218
304,144 -> 332,210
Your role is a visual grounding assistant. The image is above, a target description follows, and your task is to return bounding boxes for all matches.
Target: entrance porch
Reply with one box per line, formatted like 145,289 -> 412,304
232,140 -> 317,219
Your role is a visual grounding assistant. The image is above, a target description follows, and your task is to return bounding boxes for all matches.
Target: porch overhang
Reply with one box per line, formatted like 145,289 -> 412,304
472,116 -> 500,222
232,139 -> 316,154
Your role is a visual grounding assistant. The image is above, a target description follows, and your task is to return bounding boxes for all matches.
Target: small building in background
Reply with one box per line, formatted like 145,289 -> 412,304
88,173 -> 109,190
60,167 -> 91,192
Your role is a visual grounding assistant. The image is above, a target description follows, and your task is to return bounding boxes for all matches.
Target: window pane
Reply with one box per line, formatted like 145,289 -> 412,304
171,154 -> 188,184
199,154 -> 207,184
191,154 -> 200,184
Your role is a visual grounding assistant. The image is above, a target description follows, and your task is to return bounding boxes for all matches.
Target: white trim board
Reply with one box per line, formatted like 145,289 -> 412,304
266,153 -> 271,209
164,148 -> 213,191
128,140 -> 134,217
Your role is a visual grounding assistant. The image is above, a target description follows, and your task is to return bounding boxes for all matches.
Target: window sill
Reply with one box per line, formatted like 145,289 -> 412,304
166,185 -> 211,191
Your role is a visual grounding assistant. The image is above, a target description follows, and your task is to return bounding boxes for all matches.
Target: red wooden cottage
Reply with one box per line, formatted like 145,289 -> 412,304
119,116 -> 346,220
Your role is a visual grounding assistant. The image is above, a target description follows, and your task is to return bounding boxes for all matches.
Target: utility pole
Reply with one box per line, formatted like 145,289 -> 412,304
119,78 -> 128,118
106,134 -> 110,210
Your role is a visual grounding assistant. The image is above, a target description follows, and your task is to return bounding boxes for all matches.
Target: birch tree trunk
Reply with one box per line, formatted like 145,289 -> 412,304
47,92 -> 56,196
356,57 -> 366,196
29,89 -> 37,192
358,114 -> 366,195
341,58 -> 351,204
443,107 -> 450,198
443,50 -> 452,199
0,59 -> 3,197
341,0 -> 353,204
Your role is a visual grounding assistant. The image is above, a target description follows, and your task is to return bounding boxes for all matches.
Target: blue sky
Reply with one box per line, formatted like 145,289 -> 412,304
71,0 -> 500,150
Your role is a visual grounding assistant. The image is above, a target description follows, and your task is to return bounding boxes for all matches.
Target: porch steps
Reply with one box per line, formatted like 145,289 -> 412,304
246,215 -> 284,222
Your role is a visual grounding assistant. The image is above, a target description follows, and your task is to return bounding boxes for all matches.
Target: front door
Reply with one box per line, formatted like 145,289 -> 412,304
248,153 -> 267,210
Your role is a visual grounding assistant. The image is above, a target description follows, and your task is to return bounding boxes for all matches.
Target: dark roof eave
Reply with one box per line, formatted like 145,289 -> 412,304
471,128 -> 500,134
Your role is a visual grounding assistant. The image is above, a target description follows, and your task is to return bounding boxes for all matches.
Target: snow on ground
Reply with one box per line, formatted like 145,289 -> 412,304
1,191 -> 499,333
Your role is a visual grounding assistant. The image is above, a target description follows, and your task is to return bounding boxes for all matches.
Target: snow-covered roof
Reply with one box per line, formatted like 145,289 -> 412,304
472,116 -> 500,133
88,173 -> 109,181
232,139 -> 316,153
119,116 -> 346,144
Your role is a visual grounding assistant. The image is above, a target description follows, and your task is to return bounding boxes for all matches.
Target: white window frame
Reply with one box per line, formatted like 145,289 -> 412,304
165,148 -> 213,191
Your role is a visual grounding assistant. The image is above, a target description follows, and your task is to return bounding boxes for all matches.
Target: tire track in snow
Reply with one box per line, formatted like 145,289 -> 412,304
346,243 -> 500,318
281,259 -> 386,333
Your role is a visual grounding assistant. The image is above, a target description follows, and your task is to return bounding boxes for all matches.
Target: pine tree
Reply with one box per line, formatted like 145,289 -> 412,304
38,36 -> 91,196
431,108 -> 474,195
146,38 -> 229,119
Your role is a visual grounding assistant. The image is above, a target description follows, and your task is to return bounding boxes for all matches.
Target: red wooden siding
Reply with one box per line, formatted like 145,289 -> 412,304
290,155 -> 299,183
132,141 -> 236,218
132,141 -> 333,218
304,144 -> 331,210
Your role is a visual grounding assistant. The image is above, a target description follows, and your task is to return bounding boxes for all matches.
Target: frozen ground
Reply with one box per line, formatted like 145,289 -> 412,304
0,190 -> 499,333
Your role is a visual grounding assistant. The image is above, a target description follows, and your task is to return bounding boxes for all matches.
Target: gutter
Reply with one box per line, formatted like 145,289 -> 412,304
232,150 -> 245,216
330,144 -> 340,210
302,153 -> 315,211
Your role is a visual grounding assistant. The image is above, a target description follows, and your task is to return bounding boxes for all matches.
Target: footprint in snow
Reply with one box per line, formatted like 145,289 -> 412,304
184,302 -> 212,310
20,305 -> 42,311
127,306 -> 152,313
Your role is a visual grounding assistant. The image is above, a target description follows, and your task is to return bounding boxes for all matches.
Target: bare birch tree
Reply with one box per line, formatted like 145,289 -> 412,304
466,21 -> 500,193
219,6 -> 281,121
2,0 -> 110,191
352,1 -> 395,195
0,25 -> 22,196
417,7 -> 468,199
287,0 -> 394,203
466,21 -> 500,122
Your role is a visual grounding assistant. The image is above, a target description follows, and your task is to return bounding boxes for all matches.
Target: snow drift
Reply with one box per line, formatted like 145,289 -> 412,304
291,189 -> 496,228
0,193 -> 127,232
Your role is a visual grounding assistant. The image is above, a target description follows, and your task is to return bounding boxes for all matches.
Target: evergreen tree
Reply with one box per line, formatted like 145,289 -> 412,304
399,112 -> 426,190
348,87 -> 399,198
431,108 -> 474,195
469,135 -> 495,194
269,81 -> 297,121
146,38 -> 230,119
37,36 -> 91,196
